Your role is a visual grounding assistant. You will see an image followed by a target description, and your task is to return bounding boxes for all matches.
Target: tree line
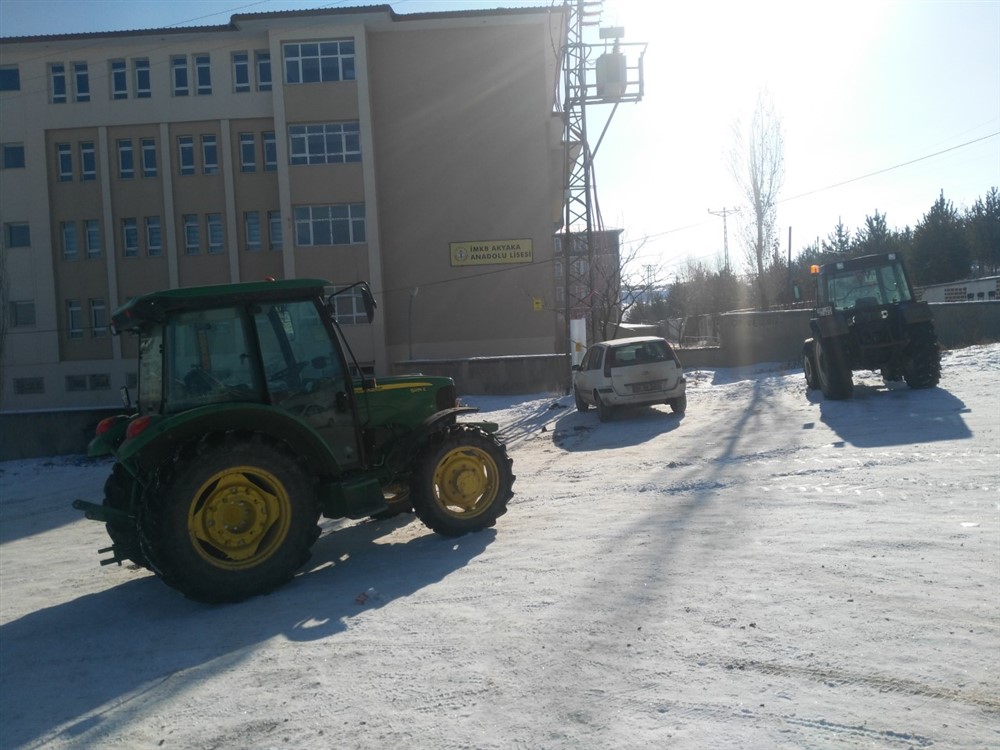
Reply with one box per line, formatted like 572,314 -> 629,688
628,186 -> 1000,324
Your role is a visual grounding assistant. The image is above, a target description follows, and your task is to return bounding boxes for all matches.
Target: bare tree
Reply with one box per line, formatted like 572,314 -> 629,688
590,235 -> 660,341
729,90 -> 784,310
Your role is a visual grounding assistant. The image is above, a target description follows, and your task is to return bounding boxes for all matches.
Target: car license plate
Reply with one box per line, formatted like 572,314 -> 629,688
632,381 -> 662,393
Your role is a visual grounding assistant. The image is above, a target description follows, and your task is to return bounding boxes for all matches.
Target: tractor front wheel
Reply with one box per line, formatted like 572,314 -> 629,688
411,425 -> 514,537
903,323 -> 941,389
816,336 -> 854,400
140,432 -> 321,603
802,339 -> 819,391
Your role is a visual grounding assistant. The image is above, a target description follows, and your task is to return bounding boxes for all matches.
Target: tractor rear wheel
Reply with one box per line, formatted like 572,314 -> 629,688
139,432 -> 321,603
816,336 -> 854,400
903,323 -> 941,389
411,424 -> 514,537
103,464 -> 150,569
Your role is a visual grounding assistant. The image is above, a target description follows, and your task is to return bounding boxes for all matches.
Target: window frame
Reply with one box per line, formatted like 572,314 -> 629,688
183,214 -> 200,254
263,131 -> 277,171
141,137 -> 157,177
117,138 -> 134,179
239,132 -> 256,172
61,221 -> 79,261
80,141 -> 96,181
283,40 -> 356,84
0,66 -> 21,92
57,143 -> 73,181
288,122 -> 361,165
233,52 -> 250,93
122,217 -> 139,257
73,62 -> 90,102
134,58 -> 151,98
294,203 -> 366,247
178,135 -> 195,175
146,216 -> 162,256
110,59 -> 128,99
50,63 -> 67,103
85,219 -> 101,259
90,299 -> 108,338
9,300 -> 36,328
171,56 -> 189,96
2,143 -> 25,169
256,51 -> 272,91
5,222 -> 31,248
195,54 -> 212,95
66,299 -> 84,339
268,210 -> 283,251
245,210 -> 262,251
206,213 -> 224,254
201,134 -> 219,175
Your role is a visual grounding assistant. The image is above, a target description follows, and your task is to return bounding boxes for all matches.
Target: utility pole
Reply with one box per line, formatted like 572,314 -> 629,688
708,207 -> 739,272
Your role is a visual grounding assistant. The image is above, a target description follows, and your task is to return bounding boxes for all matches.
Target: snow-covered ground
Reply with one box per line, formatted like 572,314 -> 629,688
1,345 -> 998,750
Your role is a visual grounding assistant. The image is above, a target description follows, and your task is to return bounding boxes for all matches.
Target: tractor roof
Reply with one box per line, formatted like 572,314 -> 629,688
112,278 -> 329,330
817,253 -> 903,275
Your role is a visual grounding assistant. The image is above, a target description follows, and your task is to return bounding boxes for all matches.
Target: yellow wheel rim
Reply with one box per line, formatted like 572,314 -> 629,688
431,446 -> 500,518
187,466 -> 291,569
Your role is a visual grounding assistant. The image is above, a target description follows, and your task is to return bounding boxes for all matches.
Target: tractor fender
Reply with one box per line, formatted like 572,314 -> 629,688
115,403 -> 346,479
815,313 -> 849,338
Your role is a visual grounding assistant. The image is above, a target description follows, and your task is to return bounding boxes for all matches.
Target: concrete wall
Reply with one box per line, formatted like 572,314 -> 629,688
4,302 -> 996,460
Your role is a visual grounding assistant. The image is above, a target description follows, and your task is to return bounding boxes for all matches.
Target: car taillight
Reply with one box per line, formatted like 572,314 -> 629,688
95,416 -> 120,437
125,415 -> 153,440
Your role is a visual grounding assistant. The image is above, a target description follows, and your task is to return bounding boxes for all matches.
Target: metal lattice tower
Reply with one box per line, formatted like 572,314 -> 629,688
561,0 -> 602,345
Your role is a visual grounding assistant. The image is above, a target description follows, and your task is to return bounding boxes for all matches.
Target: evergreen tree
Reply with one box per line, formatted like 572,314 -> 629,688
965,187 -> 1000,275
822,219 -> 852,257
910,191 -> 971,285
853,210 -> 895,256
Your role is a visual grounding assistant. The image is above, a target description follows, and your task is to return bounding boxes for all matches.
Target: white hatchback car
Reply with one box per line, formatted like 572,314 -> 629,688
572,336 -> 687,421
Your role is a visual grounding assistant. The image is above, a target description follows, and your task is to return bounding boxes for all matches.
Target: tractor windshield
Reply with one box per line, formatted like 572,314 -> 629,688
820,260 -> 913,311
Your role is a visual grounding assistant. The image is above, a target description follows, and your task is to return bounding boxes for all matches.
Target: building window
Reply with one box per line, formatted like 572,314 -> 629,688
134,58 -> 151,98
183,214 -> 199,254
268,210 -> 282,251
178,136 -> 195,175
80,141 -> 96,181
146,216 -> 161,256
2,143 -> 25,169
57,143 -> 73,181
73,62 -> 90,102
66,374 -> 88,391
201,134 -> 218,174
233,52 -> 250,92
85,219 -> 101,259
294,204 -> 365,246
117,139 -> 134,179
90,299 -> 108,337
122,217 -> 138,257
141,138 -> 157,177
0,67 -> 21,91
284,40 -> 355,84
331,285 -> 370,325
13,377 -> 44,395
289,122 -> 361,165
207,213 -> 223,253
5,222 -> 30,248
89,373 -> 111,390
10,300 -> 36,327
263,131 -> 277,171
66,300 -> 83,339
50,63 -> 67,103
171,56 -> 189,96
256,51 -> 272,91
195,54 -> 212,95
239,133 -> 256,172
61,221 -> 79,260
110,59 -> 127,99
245,211 -> 261,251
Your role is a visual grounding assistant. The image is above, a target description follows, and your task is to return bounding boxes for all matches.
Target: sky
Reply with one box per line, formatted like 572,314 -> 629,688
1,0 -> 997,280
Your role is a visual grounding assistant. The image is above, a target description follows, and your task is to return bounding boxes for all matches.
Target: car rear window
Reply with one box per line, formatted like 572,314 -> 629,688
609,340 -> 673,367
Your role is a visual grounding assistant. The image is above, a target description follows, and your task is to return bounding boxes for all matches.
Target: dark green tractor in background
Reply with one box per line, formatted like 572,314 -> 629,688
802,253 -> 941,400
75,279 -> 514,603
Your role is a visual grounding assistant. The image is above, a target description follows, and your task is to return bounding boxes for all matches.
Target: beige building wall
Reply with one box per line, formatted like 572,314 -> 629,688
0,6 -> 567,412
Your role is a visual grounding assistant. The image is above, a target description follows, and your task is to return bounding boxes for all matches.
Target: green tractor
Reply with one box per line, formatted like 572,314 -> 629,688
75,278 -> 514,603
802,253 -> 941,400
